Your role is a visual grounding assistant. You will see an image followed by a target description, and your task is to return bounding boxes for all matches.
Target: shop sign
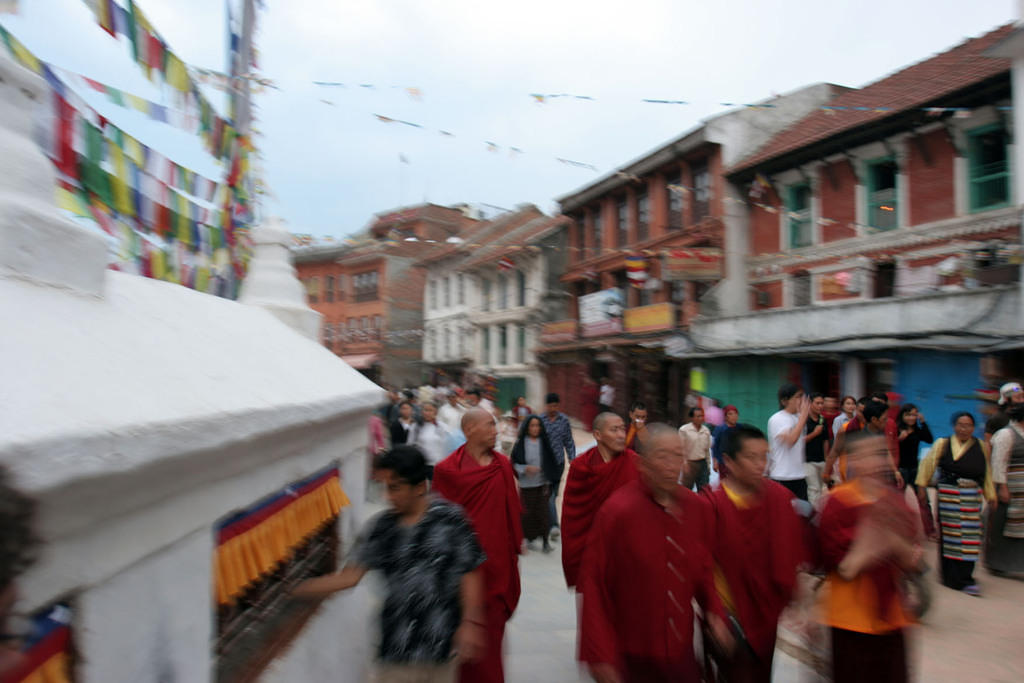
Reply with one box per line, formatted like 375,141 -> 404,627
624,302 -> 675,334
579,288 -> 624,338
662,248 -> 723,281
539,319 -> 577,343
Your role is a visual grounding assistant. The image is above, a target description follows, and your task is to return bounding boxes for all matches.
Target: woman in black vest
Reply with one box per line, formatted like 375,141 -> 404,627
915,411 -> 996,595
510,415 -> 561,553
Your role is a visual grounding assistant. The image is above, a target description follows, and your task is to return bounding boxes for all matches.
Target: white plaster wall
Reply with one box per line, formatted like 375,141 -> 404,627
77,529 -> 212,683
691,286 -> 1021,352
261,583 -> 373,683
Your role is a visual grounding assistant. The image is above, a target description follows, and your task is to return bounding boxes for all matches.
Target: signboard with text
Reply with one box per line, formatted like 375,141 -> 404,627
624,302 -> 675,334
662,248 -> 723,281
539,320 -> 578,344
579,288 -> 624,338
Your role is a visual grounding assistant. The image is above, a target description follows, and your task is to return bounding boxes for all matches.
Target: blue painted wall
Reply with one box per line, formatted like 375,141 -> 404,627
893,351 -> 983,442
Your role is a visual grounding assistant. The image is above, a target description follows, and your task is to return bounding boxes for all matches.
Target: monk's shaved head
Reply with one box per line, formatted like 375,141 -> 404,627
593,412 -> 620,433
461,407 -> 492,433
639,423 -> 680,458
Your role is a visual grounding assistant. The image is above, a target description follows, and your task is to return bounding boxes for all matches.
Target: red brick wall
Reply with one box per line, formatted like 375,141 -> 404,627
751,280 -> 783,310
818,159 -> 858,242
751,188 -> 781,256
907,129 -> 956,225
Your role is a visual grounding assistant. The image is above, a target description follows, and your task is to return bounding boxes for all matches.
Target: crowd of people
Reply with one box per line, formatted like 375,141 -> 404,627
290,379 -> 1024,683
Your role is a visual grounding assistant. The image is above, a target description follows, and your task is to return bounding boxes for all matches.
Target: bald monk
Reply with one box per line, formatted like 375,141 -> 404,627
432,408 -> 523,683
561,412 -> 639,589
703,425 -> 807,682
579,424 -> 732,682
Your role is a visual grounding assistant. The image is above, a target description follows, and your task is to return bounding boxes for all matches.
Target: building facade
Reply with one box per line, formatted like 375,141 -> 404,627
294,204 -> 477,387
422,206 -> 570,411
688,24 -> 1024,431
536,84 -> 846,425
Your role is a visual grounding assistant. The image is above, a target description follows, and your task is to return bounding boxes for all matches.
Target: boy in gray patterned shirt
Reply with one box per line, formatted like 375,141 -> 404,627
295,446 -> 486,682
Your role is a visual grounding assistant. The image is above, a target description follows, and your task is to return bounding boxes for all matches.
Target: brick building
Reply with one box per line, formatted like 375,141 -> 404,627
687,24 -> 1024,430
294,204 -> 477,386
536,84 -> 844,426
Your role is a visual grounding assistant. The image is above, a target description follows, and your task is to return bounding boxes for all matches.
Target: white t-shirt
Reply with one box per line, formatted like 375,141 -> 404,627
414,421 -> 450,466
767,409 -> 806,481
437,402 -> 466,433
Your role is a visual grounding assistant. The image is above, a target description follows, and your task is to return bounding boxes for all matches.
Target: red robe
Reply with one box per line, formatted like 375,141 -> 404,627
578,480 -> 724,682
704,482 -> 806,665
560,446 -> 640,589
432,444 -> 523,683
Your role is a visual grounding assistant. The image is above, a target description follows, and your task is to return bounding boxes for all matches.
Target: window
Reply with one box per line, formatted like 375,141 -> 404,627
457,274 -> 465,305
354,271 -> 378,302
592,209 -> 603,253
516,324 -> 526,364
483,325 -> 491,364
616,197 -> 628,246
787,183 -> 813,248
374,315 -> 383,331
429,280 -> 437,310
792,271 -> 811,308
443,327 -> 450,359
337,321 -> 346,344
516,271 -> 526,307
691,160 -> 710,222
336,274 -> 345,301
968,124 -> 1010,211
667,172 -> 683,230
324,276 -> 335,302
497,274 -> 508,309
866,158 -> 898,231
498,325 -> 508,366
636,189 -> 649,242
444,276 -> 451,308
482,279 -> 491,311
427,329 -> 435,360
307,277 -> 320,304
874,261 -> 896,299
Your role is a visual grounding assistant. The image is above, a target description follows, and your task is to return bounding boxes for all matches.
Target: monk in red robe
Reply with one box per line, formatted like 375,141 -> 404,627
433,408 -> 523,683
703,425 -> 807,682
578,424 -> 732,683
561,412 -> 640,589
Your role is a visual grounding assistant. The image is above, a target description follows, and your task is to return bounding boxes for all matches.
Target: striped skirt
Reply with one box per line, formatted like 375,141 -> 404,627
938,482 -> 983,562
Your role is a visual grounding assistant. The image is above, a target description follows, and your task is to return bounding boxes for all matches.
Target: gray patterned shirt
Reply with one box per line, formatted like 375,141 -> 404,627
542,411 -> 576,463
355,498 -> 485,663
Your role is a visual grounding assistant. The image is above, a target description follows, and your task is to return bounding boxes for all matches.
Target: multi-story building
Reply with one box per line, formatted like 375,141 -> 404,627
294,203 -> 477,386
536,83 -> 846,424
687,23 -> 1023,429
422,206 -> 569,410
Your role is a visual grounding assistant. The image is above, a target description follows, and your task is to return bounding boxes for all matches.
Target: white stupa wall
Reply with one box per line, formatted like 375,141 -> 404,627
0,50 -> 381,683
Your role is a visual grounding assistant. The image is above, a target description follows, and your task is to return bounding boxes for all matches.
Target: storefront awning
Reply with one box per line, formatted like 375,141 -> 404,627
341,353 -> 380,369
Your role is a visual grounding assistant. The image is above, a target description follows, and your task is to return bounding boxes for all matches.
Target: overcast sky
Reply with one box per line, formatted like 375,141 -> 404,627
2,0 -> 1016,237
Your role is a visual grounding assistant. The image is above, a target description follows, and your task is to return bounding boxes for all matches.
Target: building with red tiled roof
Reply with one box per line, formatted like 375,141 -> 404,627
686,23 -> 1023,431
536,83 -> 845,426
293,203 -> 478,386
420,205 -> 570,410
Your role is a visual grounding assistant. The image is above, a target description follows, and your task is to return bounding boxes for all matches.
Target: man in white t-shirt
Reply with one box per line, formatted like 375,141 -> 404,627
766,383 -> 811,501
437,391 -> 467,433
413,401 -> 450,480
598,378 -> 615,414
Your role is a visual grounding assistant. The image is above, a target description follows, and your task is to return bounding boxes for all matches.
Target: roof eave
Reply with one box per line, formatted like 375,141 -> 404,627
557,128 -> 712,213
